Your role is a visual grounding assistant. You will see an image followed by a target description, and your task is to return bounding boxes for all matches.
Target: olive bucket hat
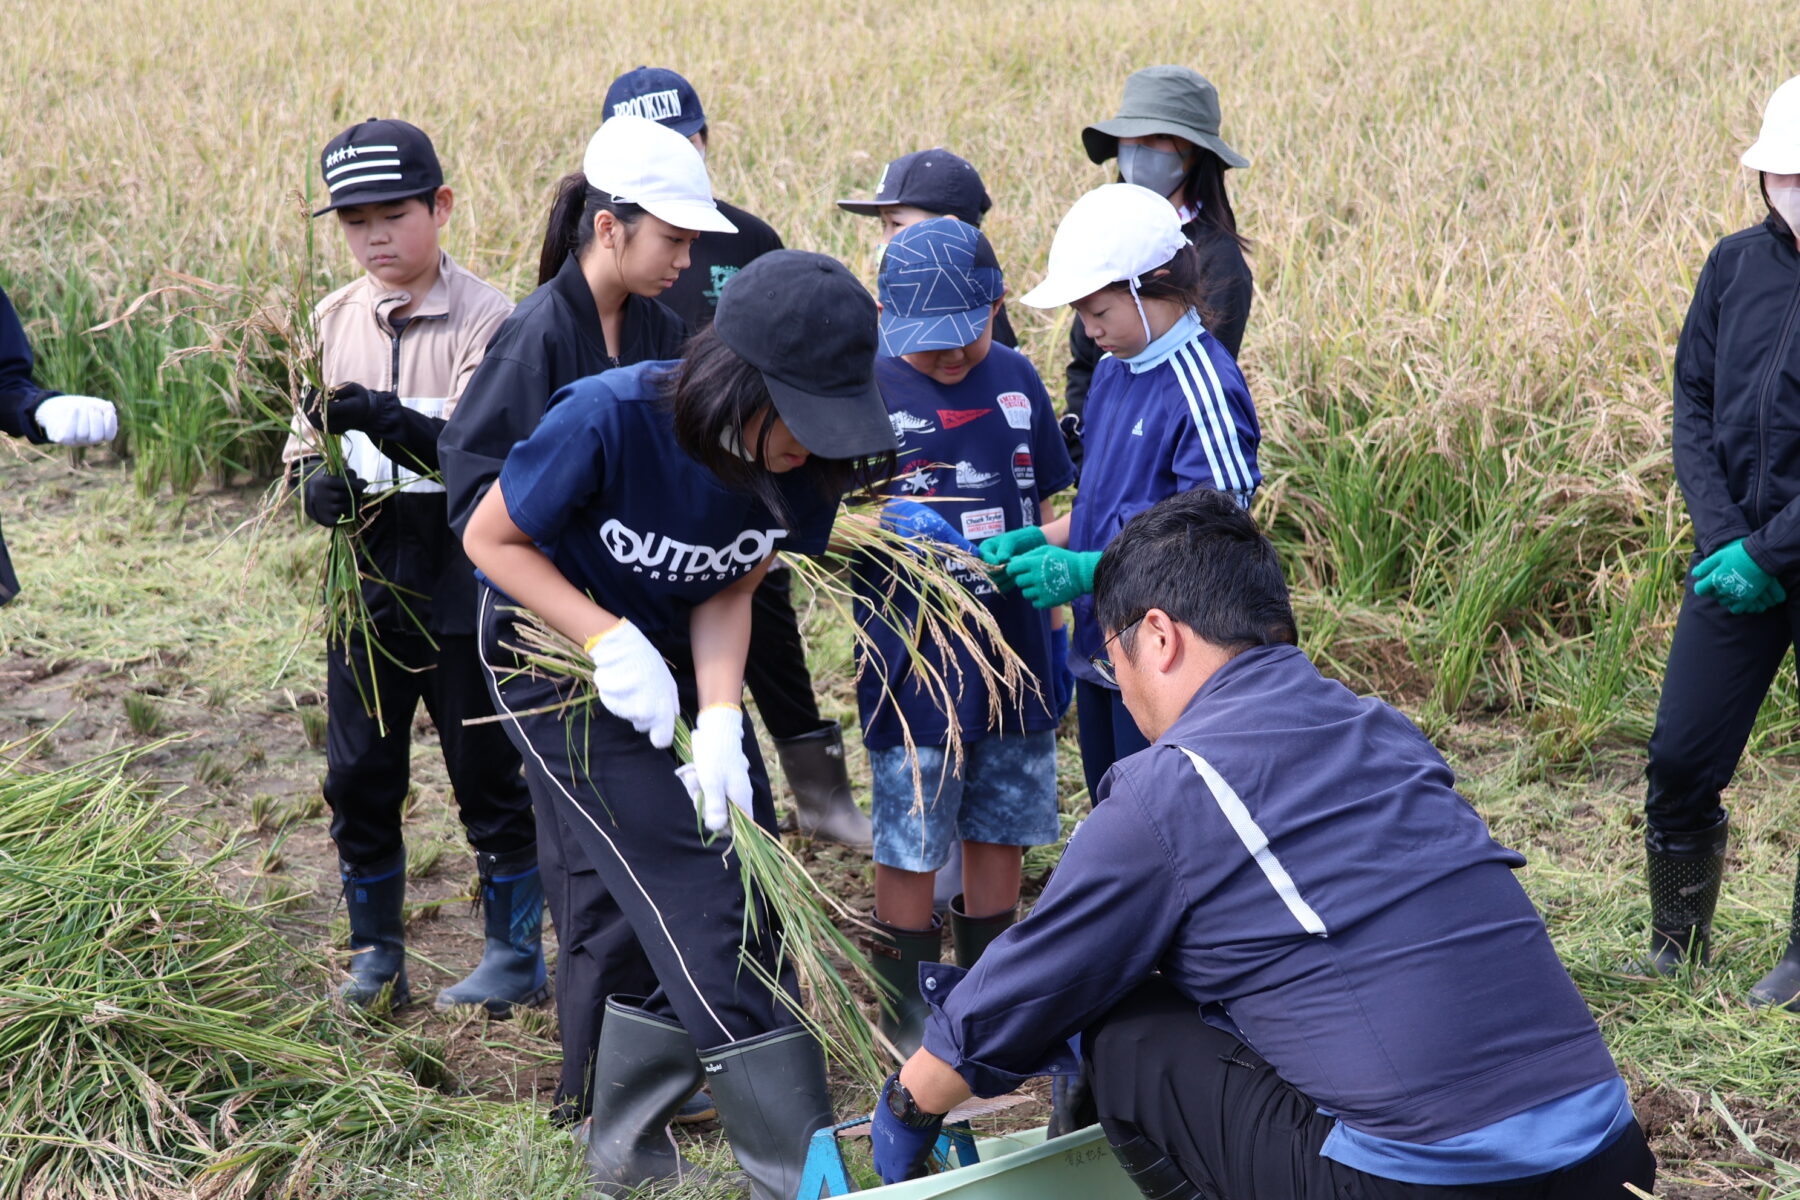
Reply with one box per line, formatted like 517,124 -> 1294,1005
1082,65 -> 1249,169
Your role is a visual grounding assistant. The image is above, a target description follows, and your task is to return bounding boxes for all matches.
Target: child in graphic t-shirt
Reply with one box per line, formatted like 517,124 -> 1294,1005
855,219 -> 1075,1054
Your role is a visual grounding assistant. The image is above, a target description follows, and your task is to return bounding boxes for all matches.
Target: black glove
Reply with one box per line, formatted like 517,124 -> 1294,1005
305,381 -> 403,436
1059,411 -> 1084,472
298,457 -> 365,527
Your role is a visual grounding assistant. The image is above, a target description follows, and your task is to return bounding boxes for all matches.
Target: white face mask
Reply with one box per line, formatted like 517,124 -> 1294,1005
1772,185 -> 1800,234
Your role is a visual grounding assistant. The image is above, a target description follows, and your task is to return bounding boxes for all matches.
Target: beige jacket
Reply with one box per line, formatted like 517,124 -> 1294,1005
281,251 -> 513,495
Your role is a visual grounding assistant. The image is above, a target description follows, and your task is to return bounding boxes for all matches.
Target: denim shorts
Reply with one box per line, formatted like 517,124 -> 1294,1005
868,730 -> 1061,872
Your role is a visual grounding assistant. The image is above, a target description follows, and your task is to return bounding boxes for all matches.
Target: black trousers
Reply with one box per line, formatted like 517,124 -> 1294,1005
1075,679 -> 1150,800
744,564 -> 826,742
323,629 -> 534,866
1646,571 -> 1800,835
478,587 -> 797,1065
1084,979 -> 1656,1200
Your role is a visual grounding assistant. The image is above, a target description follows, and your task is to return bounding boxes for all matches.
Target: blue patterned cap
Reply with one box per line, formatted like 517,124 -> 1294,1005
877,218 -> 1006,357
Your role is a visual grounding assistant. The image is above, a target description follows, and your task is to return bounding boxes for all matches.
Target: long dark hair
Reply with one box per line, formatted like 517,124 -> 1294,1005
1180,149 -> 1249,252
1097,242 -> 1221,333
665,327 -> 895,521
536,172 -> 649,286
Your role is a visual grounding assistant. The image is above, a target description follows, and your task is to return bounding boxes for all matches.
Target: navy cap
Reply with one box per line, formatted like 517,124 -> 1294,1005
314,119 -> 442,216
837,148 -> 993,227
713,251 -> 896,461
604,66 -> 706,138
878,219 -> 1005,357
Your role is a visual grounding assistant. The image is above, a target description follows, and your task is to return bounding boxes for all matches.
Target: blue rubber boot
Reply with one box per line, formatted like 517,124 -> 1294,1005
340,851 -> 411,1009
434,847 -> 549,1016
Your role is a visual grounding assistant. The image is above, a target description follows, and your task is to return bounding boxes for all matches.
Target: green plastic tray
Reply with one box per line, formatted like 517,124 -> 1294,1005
855,1124 -> 1138,1199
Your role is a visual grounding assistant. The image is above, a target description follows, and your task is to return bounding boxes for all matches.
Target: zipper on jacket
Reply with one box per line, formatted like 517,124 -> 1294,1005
1754,240 -> 1800,525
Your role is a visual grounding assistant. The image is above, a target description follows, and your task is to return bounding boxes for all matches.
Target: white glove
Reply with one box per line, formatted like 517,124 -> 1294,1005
35,394 -> 118,446
687,703 -> 754,834
586,620 -> 678,749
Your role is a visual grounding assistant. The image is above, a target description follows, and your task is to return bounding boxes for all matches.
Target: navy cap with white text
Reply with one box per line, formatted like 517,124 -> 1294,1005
604,66 -> 707,138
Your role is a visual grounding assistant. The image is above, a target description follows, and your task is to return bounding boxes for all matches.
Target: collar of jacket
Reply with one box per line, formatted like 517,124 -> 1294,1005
1163,642 -> 1306,739
547,251 -> 675,364
1763,209 -> 1800,253
1124,307 -> 1205,373
368,249 -> 459,335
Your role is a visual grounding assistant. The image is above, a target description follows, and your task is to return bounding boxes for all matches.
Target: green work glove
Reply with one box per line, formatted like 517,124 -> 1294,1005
978,524 -> 1048,567
1006,546 -> 1101,609
1694,539 -> 1784,615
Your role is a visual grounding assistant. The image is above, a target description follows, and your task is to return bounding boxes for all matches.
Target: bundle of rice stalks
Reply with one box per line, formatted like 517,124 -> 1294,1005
0,742 -> 490,1198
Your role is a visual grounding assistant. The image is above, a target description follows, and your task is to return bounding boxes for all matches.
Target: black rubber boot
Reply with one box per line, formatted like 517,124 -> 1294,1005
1639,816 -> 1729,976
1750,855 -> 1800,1010
1104,1127 -> 1204,1199
584,996 -> 721,1197
434,848 -> 550,1016
339,851 -> 411,1009
865,912 -> 942,1056
774,721 -> 872,848
702,1024 -> 834,1200
948,893 -> 1017,970
1047,1069 -> 1098,1139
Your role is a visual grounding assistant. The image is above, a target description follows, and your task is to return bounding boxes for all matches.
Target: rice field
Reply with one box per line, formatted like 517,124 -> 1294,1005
6,0 -> 1800,1195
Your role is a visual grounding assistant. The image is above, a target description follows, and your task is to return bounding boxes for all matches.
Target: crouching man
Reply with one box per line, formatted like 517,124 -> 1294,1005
868,489 -> 1656,1199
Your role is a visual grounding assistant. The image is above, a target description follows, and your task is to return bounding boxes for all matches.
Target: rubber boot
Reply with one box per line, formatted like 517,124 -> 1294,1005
865,912 -> 943,1056
434,847 -> 550,1016
339,851 -> 411,1009
702,1024 -> 834,1200
1639,816 -> 1729,976
774,721 -> 873,848
1048,1069 -> 1099,1138
948,893 -> 1016,969
1105,1127 -> 1204,1199
1750,855 -> 1800,1010
584,996 -> 721,1197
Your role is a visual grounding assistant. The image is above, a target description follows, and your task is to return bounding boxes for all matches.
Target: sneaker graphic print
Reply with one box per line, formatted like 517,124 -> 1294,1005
955,461 -> 1001,489
891,411 -> 936,445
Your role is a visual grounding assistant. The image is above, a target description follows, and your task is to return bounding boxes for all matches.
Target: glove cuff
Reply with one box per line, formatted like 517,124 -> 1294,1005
585,620 -> 632,656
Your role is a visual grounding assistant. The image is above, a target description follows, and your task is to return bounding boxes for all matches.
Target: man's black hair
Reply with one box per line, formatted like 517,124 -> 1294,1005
1093,487 -> 1297,658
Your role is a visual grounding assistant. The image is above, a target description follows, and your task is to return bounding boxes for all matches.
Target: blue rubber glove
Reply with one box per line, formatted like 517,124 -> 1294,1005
1006,546 -> 1102,609
882,500 -> 977,556
1694,539 -> 1784,614
1050,625 -> 1074,720
977,523 -> 1047,567
871,1073 -> 943,1185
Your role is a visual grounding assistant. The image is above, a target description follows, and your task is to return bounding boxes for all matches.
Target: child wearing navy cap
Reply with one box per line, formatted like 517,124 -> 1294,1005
838,148 -> 1019,348
463,250 -> 898,1200
284,117 -> 543,1017
984,184 -> 1261,800
856,219 -> 1074,1054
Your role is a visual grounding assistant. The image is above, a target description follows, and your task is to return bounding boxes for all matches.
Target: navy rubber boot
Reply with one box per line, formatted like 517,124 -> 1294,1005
340,851 -> 411,1009
434,847 -> 549,1016
1750,855 -> 1800,1011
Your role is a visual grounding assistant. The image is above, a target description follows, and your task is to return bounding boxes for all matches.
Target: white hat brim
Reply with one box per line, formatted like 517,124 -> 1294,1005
1019,268 -> 1131,310
641,198 -> 739,235
1744,139 -> 1800,175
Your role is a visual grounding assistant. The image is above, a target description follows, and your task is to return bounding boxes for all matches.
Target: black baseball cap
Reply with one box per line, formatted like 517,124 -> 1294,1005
313,119 -> 443,216
604,66 -> 706,138
712,251 -> 897,461
837,148 -> 993,227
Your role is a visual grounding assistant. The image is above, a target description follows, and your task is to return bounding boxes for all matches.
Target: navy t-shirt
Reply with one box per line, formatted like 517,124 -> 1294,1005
494,361 -> 839,641
856,345 -> 1076,750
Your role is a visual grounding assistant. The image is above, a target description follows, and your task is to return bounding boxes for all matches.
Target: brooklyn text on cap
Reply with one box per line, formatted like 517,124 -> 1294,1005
314,118 -> 444,216
836,148 -> 993,226
1019,183 -> 1189,310
604,66 -> 706,138
1082,65 -> 1249,170
712,250 -> 896,460
877,218 -> 1005,357
1743,75 -> 1800,175
581,114 -> 737,234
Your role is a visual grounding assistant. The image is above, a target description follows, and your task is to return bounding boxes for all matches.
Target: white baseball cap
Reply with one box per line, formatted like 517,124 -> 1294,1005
1743,76 -> 1800,175
1019,183 -> 1189,309
582,113 -> 738,234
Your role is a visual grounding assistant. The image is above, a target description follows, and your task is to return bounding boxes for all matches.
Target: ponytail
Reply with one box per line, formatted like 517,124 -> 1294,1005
535,172 -> 651,286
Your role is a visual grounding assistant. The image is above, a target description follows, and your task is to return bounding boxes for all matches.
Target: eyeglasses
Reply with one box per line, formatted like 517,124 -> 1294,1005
1088,616 -> 1144,687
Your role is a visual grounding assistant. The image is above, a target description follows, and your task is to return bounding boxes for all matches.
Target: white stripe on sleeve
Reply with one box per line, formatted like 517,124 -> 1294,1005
1175,746 -> 1328,936
1186,344 -> 1256,492
1167,347 -> 1237,490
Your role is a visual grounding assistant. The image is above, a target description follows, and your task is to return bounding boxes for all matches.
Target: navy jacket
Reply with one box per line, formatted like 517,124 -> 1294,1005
1,285 -> 56,605
1674,208 -> 1800,577
922,644 -> 1620,1144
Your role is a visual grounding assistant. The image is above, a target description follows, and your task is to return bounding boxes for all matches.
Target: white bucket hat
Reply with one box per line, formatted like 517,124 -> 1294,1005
1019,183 -> 1189,309
582,113 -> 737,234
1743,76 -> 1800,175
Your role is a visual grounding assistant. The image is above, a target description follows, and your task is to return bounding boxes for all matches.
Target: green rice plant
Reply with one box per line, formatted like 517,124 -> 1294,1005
299,703 -> 329,749
408,840 -> 447,880
122,690 -> 165,737
192,748 -> 234,788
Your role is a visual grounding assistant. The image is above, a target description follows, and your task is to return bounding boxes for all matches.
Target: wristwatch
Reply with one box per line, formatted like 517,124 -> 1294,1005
885,1076 -> 943,1129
